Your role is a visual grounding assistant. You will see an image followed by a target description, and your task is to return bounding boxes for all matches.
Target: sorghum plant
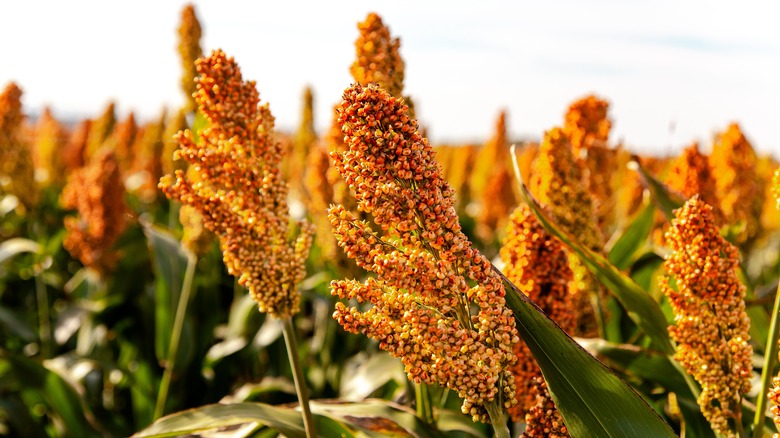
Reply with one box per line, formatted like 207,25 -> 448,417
529,127 -> 603,336
711,123 -> 763,243
85,101 -> 116,160
177,3 -> 203,114
500,204 -> 574,432
329,83 -> 519,431
61,148 -> 127,275
62,119 -> 90,173
471,110 -> 510,202
350,12 -> 405,98
562,95 -> 615,233
662,196 -> 752,435
665,142 -> 722,223
291,86 -> 317,200
0,82 -> 37,211
159,49 -> 313,318
31,106 -> 68,185
159,49 -> 315,435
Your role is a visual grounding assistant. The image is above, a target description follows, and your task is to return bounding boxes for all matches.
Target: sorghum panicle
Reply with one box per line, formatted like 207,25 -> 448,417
177,3 -> 203,114
291,86 -> 317,200
159,50 -> 313,318
350,12 -> 405,98
128,110 -> 166,203
85,102 -> 116,160
62,119 -> 91,173
501,204 -> 574,423
563,95 -> 615,232
710,123 -> 763,243
61,148 -> 127,274
329,83 -> 519,423
665,142 -> 722,223
522,378 -> 569,437
529,127 -> 603,336
470,110 -> 510,202
477,165 -> 517,241
110,112 -> 138,173
32,107 -> 68,185
0,82 -> 38,210
562,95 -> 611,154
663,196 -> 752,435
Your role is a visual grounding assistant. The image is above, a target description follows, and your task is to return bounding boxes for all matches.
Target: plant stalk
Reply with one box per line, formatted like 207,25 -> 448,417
415,382 -> 435,424
153,252 -> 197,421
751,279 -> 780,438
282,316 -> 316,438
485,399 -> 510,438
34,271 -> 51,358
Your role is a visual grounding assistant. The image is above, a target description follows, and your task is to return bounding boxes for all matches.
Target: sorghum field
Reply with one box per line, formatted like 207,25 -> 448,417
2,6 -> 780,438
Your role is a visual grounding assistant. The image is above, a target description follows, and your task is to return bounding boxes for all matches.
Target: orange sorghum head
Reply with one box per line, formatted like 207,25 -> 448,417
710,122 -> 763,243
529,127 -> 601,252
522,377 -> 570,437
501,204 -> 575,420
86,102 -> 116,160
666,142 -> 722,223
350,13 -> 405,97
177,3 -> 203,114
61,148 -> 127,274
0,82 -> 38,210
32,106 -> 68,185
529,127 -> 603,336
477,164 -> 517,242
159,50 -> 313,318
291,86 -> 317,200
562,94 -> 611,154
329,83 -> 519,423
470,110 -> 509,202
663,196 -> 752,435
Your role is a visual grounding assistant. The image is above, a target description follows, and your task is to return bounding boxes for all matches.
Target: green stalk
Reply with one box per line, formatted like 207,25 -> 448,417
34,272 -> 51,358
484,399 -> 510,438
282,316 -> 316,438
415,382 -> 434,424
752,280 -> 780,438
153,252 -> 197,421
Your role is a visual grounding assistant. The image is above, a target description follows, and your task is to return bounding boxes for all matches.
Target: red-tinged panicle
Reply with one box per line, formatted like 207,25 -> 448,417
329,83 -> 519,423
0,82 -> 38,209
351,13 -> 405,98
159,50 -> 313,318
665,142 -> 722,223
663,196 -> 752,435
522,378 -> 569,437
61,149 -> 127,275
710,123 -> 763,243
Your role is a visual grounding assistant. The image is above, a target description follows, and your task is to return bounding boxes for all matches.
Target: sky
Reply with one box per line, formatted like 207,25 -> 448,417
2,0 -> 778,157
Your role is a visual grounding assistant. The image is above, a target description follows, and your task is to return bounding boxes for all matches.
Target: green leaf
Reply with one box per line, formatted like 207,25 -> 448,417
0,306 -> 36,341
340,353 -> 406,401
513,170 -> 674,354
0,237 -> 41,264
2,353 -> 98,437
142,223 -> 193,365
608,202 -> 655,270
499,270 -> 676,437
310,399 -> 447,438
133,402 -> 369,438
632,156 -> 684,220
